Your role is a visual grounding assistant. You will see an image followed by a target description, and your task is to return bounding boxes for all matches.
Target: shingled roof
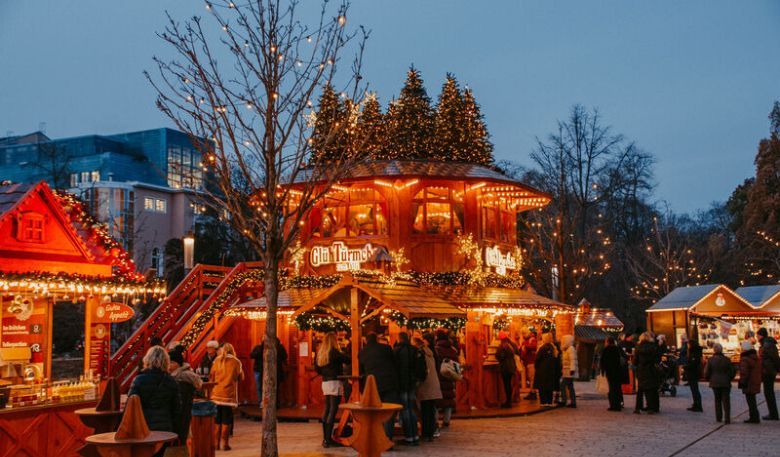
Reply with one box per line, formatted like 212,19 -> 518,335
736,285 -> 780,308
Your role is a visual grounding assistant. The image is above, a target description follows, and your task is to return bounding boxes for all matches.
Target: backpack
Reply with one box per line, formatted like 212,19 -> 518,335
413,347 -> 428,382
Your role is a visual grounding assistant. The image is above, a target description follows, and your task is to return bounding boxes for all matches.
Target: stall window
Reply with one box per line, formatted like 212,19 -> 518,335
411,187 -> 464,235
312,188 -> 387,238
481,200 -> 515,243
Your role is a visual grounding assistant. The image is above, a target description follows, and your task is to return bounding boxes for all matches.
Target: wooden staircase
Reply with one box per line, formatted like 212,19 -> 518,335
110,264 -> 230,391
110,262 -> 265,391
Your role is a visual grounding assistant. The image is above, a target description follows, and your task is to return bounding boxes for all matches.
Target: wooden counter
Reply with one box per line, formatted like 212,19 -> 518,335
0,400 -> 96,457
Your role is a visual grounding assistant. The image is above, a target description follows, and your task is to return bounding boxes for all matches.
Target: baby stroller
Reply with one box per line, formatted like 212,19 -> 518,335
658,353 -> 678,397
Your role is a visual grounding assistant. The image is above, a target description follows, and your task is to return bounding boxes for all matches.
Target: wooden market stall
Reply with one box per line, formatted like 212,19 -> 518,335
0,182 -> 162,457
646,284 -> 766,358
206,160 -> 575,416
573,299 -> 623,380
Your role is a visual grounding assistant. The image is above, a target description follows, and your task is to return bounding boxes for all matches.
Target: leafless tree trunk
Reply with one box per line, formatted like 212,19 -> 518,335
147,2 -> 369,455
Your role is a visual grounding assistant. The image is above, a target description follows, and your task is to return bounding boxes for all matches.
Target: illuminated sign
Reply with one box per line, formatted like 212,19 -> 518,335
93,302 -> 135,324
310,242 -> 376,271
484,246 -> 518,275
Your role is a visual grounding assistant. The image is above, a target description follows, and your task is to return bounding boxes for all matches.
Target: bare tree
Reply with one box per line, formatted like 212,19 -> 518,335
33,142 -> 73,190
147,1 -> 368,455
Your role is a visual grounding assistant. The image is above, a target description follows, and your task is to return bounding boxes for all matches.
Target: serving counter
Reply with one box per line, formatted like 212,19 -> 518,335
0,399 -> 96,457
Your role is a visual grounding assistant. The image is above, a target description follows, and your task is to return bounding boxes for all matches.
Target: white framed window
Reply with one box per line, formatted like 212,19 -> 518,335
90,171 -> 100,182
70,173 -> 79,187
155,198 -> 167,213
144,197 -> 155,211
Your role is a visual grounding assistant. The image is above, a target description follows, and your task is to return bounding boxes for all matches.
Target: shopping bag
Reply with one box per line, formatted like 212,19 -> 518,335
595,374 -> 609,395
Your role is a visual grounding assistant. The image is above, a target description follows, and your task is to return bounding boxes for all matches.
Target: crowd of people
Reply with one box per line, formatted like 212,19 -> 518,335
598,328 -> 780,425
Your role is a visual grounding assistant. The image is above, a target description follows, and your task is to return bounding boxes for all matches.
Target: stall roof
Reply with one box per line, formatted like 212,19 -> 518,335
429,285 -> 572,311
230,288 -> 332,311
735,285 -> 780,308
291,160 -> 550,198
575,309 -> 624,329
575,325 -> 610,343
646,284 -> 754,313
357,278 -> 466,319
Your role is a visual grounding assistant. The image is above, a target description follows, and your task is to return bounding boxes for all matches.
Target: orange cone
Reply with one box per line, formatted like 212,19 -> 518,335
115,395 -> 150,440
360,375 -> 382,408
96,377 -> 121,412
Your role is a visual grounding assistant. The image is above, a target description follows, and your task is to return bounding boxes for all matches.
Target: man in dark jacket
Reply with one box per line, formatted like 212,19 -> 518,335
600,337 -> 624,411
757,328 -> 780,420
495,331 -> 518,408
686,339 -> 703,412
634,333 -> 660,414
359,333 -> 400,439
393,332 -> 421,445
250,337 -> 288,408
704,343 -> 736,424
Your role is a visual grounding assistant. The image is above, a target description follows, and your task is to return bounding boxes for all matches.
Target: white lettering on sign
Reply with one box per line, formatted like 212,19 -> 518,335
484,246 -> 518,275
310,242 -> 376,271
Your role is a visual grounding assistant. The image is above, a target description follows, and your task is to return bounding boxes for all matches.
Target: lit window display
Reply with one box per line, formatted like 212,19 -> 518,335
411,186 -> 464,235
312,188 -> 387,238
481,200 -> 516,243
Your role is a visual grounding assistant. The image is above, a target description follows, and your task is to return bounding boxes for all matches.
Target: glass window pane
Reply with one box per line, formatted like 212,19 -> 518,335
348,204 -> 375,236
426,187 -> 449,200
483,206 -> 497,239
426,202 -> 451,234
500,210 -> 514,243
452,203 -> 464,235
376,202 -> 388,235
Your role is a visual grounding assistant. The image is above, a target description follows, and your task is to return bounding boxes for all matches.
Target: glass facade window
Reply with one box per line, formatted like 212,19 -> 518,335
311,188 -> 387,238
81,187 -> 135,251
70,170 -> 101,187
167,145 -> 203,189
481,200 -> 516,243
155,198 -> 167,213
411,187 -> 464,235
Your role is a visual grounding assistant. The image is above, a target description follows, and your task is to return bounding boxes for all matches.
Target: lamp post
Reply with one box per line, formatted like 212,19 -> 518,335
183,231 -> 195,274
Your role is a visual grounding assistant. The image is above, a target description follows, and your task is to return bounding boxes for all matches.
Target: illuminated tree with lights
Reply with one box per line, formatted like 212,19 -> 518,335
517,105 -> 651,306
147,1 -> 368,455
732,101 -> 780,283
385,66 -> 435,159
310,84 -> 347,163
433,73 -> 466,161
354,92 -> 385,159
461,86 -> 494,165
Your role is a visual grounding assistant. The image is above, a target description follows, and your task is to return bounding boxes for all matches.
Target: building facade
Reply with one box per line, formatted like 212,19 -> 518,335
0,128 -> 207,274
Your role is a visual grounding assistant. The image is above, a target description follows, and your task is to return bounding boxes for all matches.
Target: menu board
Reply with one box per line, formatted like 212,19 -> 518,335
87,322 -> 110,378
1,295 -> 47,364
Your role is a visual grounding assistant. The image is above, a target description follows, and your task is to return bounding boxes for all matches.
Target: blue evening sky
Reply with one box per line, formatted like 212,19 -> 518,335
1,1 -> 778,213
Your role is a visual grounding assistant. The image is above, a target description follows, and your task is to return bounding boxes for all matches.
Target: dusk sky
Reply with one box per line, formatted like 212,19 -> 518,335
1,1 -> 778,213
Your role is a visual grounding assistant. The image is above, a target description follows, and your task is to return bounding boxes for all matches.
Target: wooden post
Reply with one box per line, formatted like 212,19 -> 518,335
350,286 -> 360,380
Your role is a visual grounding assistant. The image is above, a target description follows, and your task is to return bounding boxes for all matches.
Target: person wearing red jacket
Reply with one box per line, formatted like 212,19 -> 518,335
739,341 -> 762,424
521,328 -> 538,400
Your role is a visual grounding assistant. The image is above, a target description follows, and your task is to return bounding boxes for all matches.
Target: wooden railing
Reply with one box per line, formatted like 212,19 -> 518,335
110,264 -> 231,391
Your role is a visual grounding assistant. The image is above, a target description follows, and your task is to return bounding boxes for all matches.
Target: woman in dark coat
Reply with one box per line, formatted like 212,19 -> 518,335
315,332 -> 350,447
533,332 -> 559,406
129,346 -> 182,456
495,331 -> 518,408
634,332 -> 660,414
704,343 -> 736,424
434,329 -> 459,426
739,341 -> 762,423
600,336 -> 624,411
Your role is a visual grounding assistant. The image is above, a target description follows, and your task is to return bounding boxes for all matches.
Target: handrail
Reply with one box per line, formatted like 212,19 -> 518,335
110,263 -> 230,390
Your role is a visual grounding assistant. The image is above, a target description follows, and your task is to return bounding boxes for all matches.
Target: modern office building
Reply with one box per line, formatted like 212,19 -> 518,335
0,128 -> 208,275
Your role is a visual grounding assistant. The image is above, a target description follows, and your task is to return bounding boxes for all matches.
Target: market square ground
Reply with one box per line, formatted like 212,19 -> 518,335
219,381 -> 780,457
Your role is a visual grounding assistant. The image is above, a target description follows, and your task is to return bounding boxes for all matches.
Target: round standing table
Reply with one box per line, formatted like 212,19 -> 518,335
75,408 -> 124,457
84,431 -> 178,457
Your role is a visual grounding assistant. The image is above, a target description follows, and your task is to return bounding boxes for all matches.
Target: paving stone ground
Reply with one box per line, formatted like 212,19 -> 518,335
218,381 -> 780,457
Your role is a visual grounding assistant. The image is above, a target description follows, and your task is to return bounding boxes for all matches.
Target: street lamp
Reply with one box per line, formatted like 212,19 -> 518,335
183,231 -> 195,273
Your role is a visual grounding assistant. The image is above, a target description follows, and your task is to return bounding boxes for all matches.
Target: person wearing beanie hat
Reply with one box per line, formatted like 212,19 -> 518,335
197,340 -> 220,377
756,327 -> 780,420
169,348 -> 202,443
739,340 -> 762,423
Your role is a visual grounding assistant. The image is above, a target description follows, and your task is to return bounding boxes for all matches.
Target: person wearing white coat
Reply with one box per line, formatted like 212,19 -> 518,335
560,335 -> 578,408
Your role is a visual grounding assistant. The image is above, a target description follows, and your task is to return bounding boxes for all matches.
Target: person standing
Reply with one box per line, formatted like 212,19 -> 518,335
315,332 -> 349,448
393,332 -> 421,445
521,328 -> 538,400
250,337 -> 288,408
534,333 -> 559,407
129,346 -> 182,457
416,334 -> 442,442
560,335 -> 577,408
359,333 -> 400,440
197,340 -> 219,378
756,328 -> 780,420
495,331 -> 518,408
210,343 -> 244,450
739,340 -> 762,424
168,349 -> 202,443
600,337 -> 623,411
634,332 -> 660,414
704,343 -> 736,424
434,329 -> 459,427
686,338 -> 703,412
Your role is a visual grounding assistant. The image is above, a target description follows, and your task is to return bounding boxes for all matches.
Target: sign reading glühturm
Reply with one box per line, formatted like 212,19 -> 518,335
484,245 -> 519,275
310,242 -> 377,271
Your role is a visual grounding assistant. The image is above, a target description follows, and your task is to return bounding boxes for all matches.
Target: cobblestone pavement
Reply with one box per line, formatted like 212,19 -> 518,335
219,381 -> 780,457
